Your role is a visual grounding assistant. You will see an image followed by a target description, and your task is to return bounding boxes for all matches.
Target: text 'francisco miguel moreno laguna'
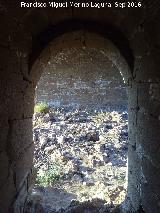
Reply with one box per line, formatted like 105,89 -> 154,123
20,1 -> 142,9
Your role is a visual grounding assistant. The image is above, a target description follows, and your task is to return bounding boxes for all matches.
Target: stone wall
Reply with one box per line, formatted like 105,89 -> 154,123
35,49 -> 127,109
0,1 -> 160,212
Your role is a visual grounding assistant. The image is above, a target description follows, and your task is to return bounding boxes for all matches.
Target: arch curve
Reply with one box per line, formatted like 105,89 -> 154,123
29,20 -> 134,71
30,29 -> 132,85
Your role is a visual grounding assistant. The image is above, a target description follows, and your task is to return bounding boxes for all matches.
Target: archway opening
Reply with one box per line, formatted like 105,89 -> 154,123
26,30 -> 132,212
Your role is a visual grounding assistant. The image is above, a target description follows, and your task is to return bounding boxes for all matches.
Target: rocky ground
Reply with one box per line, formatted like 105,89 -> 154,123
25,107 -> 128,213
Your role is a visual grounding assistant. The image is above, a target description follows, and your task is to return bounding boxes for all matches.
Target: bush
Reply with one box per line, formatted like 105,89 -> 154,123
34,102 -> 49,113
36,163 -> 61,186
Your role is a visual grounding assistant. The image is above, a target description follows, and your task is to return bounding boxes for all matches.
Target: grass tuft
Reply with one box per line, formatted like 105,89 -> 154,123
34,102 -> 49,113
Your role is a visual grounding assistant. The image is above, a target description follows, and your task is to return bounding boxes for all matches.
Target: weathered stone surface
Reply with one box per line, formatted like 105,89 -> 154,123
0,1 -> 160,212
35,48 -> 127,108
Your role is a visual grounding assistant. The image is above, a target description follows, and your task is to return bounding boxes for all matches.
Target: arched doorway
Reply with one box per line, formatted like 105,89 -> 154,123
25,28 -> 132,212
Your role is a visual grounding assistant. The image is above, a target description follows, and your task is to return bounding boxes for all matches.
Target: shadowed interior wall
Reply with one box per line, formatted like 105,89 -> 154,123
0,1 -> 160,212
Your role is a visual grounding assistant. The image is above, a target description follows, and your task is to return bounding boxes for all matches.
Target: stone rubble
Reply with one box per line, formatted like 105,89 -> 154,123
27,107 -> 128,212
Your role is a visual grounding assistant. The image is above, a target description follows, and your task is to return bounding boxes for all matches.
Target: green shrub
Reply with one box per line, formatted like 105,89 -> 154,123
36,163 -> 61,186
34,102 -> 49,113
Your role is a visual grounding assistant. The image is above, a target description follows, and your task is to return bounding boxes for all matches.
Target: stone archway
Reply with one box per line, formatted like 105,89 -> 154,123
0,2 -> 160,212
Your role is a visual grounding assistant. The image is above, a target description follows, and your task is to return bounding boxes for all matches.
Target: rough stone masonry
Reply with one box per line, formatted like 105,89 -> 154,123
35,48 -> 127,108
0,0 -> 160,212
